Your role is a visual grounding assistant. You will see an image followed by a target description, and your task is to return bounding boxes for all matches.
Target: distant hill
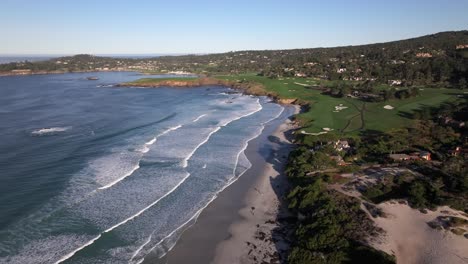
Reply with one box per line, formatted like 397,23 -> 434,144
1,31 -> 468,87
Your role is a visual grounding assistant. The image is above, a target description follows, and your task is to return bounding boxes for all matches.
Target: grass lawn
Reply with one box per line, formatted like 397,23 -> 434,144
216,74 -> 461,135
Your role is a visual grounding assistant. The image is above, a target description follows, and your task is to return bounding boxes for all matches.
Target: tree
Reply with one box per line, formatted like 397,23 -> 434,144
407,181 -> 427,207
459,77 -> 467,89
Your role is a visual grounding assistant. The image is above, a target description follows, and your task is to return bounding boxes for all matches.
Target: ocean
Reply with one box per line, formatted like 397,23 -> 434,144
0,72 -> 284,263
0,56 -> 58,64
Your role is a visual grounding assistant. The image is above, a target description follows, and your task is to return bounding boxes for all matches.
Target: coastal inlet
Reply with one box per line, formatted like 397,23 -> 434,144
0,72 -> 285,264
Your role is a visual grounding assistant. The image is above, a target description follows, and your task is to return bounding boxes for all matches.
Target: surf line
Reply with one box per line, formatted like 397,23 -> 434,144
192,114 -> 207,123
232,105 -> 284,178
138,139 -> 259,263
98,125 -> 183,190
137,100 -> 273,263
55,171 -> 192,264
180,102 -> 263,168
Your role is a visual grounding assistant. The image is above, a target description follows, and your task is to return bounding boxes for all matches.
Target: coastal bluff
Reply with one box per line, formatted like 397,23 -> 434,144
118,77 -> 301,106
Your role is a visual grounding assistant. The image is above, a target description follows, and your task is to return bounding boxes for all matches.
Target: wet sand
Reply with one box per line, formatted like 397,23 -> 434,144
159,105 -> 298,264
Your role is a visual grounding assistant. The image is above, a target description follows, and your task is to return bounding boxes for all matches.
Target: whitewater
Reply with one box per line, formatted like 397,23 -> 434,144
0,72 -> 285,264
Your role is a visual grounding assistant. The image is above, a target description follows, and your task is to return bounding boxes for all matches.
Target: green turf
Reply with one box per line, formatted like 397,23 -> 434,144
216,74 -> 460,134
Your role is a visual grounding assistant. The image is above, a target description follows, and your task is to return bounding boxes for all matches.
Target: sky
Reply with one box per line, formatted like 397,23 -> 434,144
1,0 -> 467,55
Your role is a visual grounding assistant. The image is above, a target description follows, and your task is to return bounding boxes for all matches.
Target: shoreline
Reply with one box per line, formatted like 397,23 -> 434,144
160,105 -> 299,264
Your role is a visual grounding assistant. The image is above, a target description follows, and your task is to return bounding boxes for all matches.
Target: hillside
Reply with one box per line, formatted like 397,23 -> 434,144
2,31 -> 468,88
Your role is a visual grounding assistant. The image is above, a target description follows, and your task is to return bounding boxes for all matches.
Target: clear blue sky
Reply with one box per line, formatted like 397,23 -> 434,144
1,0 -> 467,55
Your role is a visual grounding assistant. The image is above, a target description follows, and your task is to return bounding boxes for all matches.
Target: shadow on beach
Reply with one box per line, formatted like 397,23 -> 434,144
255,114 -> 298,263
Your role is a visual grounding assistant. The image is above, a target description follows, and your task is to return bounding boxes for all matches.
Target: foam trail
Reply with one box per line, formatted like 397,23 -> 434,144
141,157 -> 255,262
192,114 -> 207,123
228,98 -> 263,124
55,172 -> 192,264
54,235 -> 102,264
231,105 -> 283,177
56,99 -> 267,263
181,100 -> 262,168
146,138 -> 157,145
31,126 -> 72,136
264,106 -> 284,125
139,102 -> 270,262
98,164 -> 140,190
159,101 -> 283,260
181,127 -> 220,168
100,124 -> 183,189
130,233 -> 154,261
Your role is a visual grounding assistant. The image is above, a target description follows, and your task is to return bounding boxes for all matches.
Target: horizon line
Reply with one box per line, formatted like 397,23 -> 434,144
1,29 -> 466,57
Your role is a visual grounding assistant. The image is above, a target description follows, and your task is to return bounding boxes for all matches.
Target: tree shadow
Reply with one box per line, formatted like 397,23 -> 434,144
247,113 -> 298,263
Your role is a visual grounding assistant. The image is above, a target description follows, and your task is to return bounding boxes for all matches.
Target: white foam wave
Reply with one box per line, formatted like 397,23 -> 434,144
98,164 -> 140,190
101,124 -> 184,188
136,100 -> 269,262
137,125 -> 182,154
181,127 -> 220,168
31,126 -> 71,136
192,114 -> 207,123
264,106 -> 284,125
227,98 -> 263,124
54,235 -> 102,264
145,138 -> 157,146
180,100 -> 262,168
130,233 -> 153,261
139,152 -> 255,263
55,172 -> 192,263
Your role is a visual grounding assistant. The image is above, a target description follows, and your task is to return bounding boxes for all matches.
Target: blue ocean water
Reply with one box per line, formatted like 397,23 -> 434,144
0,72 -> 284,263
0,56 -> 57,64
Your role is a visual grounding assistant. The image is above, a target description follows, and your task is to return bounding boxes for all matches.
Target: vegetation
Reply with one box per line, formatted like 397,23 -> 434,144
286,168 -> 395,264
2,30 -> 467,263
2,31 -> 468,89
216,74 -> 462,134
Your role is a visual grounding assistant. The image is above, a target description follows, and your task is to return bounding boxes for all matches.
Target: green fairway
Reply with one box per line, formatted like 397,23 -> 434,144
216,74 -> 461,134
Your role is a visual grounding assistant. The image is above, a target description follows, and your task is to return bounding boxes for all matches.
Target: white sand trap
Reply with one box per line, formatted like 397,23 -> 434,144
294,82 -> 310,87
371,202 -> 468,264
301,130 -> 328,136
384,105 -> 394,110
335,104 -> 348,111
283,83 -> 289,85
322,128 -> 333,131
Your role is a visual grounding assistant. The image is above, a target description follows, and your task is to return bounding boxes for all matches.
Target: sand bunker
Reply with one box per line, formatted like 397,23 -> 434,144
301,130 -> 328,136
334,104 -> 348,112
384,105 -> 394,110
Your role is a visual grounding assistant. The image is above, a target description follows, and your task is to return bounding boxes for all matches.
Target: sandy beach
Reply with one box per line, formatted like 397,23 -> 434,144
371,201 -> 468,264
211,114 -> 296,264
162,105 -> 299,264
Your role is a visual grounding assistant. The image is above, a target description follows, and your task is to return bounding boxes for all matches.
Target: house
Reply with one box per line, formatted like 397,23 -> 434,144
416,52 -> 432,58
439,116 -> 466,128
334,140 -> 350,152
295,72 -> 307,77
388,80 -> 402,86
449,146 -> 462,157
389,154 -> 411,161
419,151 -> 431,161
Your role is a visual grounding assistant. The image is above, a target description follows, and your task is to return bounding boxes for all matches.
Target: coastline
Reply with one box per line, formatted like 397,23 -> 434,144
160,104 -> 299,264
